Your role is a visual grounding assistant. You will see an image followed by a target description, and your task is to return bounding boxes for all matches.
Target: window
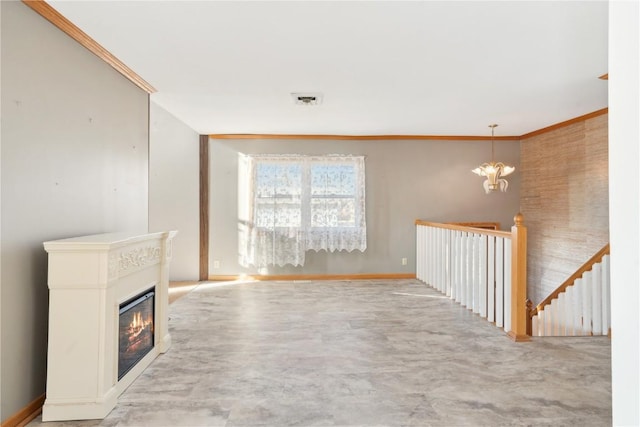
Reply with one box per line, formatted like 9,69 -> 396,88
238,154 -> 366,268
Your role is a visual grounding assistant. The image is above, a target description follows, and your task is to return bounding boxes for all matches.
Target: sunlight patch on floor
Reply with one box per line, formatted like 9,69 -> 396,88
391,291 -> 448,298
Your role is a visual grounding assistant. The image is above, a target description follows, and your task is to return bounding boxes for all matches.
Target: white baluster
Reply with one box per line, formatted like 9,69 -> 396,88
435,228 -> 440,290
420,225 -> 427,283
449,230 -> 455,298
556,293 -> 564,335
464,233 -> 473,308
538,310 -> 545,336
444,229 -> 449,294
457,231 -> 464,304
602,255 -> 610,335
472,234 -> 479,314
418,225 -> 422,281
438,228 -> 442,289
487,236 -> 495,323
466,233 -> 473,310
480,235 -> 488,319
451,231 -> 458,301
495,238 -> 504,328
475,234 -> 481,314
422,226 -> 428,282
583,272 -> 593,335
440,228 -> 445,293
458,232 -> 465,306
453,230 -> 462,302
544,301 -> 553,336
592,263 -> 603,335
432,227 -> 437,289
445,230 -> 452,297
423,227 -> 429,284
416,226 -> 422,282
532,313 -> 539,337
438,228 -> 447,294
432,227 -> 437,287
503,238 -> 512,333
431,227 -> 436,288
574,279 -> 583,335
468,234 -> 474,312
467,233 -> 478,313
565,285 -> 575,336
552,301 -> 559,336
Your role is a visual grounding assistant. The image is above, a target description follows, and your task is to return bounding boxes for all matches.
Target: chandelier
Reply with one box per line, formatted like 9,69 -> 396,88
471,124 -> 515,193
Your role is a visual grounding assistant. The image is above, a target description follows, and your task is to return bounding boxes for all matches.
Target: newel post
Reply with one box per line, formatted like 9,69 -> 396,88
508,213 -> 531,342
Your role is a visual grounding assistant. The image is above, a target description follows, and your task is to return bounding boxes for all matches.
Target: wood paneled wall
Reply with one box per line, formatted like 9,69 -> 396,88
521,114 -> 609,304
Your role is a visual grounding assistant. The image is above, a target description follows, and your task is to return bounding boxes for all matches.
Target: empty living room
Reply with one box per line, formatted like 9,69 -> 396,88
1,1 -> 638,426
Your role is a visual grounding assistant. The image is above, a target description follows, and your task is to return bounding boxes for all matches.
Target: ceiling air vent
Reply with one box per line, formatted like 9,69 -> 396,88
291,92 -> 323,106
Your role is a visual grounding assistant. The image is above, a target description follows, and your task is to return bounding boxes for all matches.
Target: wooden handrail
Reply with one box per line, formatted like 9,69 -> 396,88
448,222 -> 500,231
530,243 -> 611,318
415,219 -> 511,238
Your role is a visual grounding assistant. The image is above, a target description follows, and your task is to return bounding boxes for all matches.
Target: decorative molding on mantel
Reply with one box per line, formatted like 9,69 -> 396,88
21,0 -> 156,94
107,244 -> 163,281
117,245 -> 162,271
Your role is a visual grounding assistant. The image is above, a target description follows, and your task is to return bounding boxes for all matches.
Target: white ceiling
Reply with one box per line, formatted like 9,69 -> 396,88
48,1 -> 608,136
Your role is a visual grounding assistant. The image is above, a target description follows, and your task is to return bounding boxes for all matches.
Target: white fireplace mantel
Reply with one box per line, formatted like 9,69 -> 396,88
42,230 -> 178,422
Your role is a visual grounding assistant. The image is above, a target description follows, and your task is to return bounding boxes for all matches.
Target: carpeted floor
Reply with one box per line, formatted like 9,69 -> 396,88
29,279 -> 611,426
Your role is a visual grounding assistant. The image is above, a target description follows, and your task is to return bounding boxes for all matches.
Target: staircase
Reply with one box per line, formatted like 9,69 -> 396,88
528,244 -> 610,337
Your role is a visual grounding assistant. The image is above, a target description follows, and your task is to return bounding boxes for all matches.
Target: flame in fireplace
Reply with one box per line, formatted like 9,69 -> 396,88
127,311 -> 153,343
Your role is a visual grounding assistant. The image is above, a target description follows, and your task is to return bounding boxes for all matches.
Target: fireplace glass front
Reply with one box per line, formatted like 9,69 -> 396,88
118,288 -> 155,380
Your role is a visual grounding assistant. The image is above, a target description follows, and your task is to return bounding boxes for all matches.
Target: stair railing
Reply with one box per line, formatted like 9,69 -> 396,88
415,213 -> 529,341
528,244 -> 610,337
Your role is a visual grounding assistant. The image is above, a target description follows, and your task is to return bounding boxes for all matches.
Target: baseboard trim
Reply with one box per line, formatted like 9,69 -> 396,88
207,273 -> 416,281
1,394 -> 45,427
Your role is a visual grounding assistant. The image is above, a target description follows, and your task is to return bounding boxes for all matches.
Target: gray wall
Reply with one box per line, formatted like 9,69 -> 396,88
149,102 -> 200,280
1,2 -> 149,421
209,138 -> 521,276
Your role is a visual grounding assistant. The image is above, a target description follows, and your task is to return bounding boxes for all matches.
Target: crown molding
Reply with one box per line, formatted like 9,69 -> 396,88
520,108 -> 608,139
210,108 -> 609,141
22,0 -> 156,94
208,134 -> 518,141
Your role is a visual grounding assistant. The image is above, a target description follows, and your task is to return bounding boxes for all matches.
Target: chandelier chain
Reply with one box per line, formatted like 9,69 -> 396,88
490,124 -> 497,162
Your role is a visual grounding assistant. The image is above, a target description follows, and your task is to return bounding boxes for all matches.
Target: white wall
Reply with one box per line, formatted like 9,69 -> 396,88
209,137 -> 521,276
1,2 -> 149,420
149,102 -> 200,280
609,1 -> 640,425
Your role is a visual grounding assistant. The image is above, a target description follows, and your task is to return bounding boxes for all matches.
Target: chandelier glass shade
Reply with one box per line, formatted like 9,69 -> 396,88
472,124 -> 515,194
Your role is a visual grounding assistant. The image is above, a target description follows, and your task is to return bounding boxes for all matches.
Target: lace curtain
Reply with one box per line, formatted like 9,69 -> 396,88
238,154 -> 366,268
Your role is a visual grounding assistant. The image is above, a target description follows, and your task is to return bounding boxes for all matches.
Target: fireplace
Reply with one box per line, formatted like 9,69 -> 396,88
119,288 -> 155,380
43,231 -> 177,421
